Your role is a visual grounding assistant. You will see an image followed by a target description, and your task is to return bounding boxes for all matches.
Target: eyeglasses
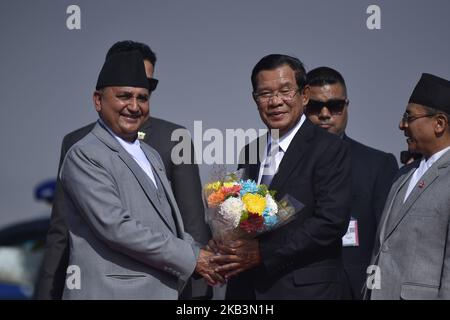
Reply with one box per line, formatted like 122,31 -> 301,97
305,99 -> 348,116
401,112 -> 435,124
253,88 -> 299,103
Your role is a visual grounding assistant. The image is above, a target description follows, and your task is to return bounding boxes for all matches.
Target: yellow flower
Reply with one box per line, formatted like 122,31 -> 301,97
205,181 -> 222,191
223,182 -> 236,188
242,193 -> 266,215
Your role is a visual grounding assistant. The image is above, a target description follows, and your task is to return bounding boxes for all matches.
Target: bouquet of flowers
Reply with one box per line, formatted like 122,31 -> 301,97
203,167 -> 303,242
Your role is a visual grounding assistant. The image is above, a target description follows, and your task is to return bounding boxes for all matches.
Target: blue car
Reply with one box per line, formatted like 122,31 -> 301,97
0,217 -> 50,299
0,180 -> 54,299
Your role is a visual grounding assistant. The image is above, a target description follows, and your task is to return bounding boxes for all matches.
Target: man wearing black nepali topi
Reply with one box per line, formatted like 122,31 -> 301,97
58,50 -> 222,299
367,73 -> 450,300
36,41 -> 212,300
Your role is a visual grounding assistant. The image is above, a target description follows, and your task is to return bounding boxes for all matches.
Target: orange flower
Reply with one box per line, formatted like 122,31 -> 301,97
207,190 -> 225,208
220,185 -> 241,197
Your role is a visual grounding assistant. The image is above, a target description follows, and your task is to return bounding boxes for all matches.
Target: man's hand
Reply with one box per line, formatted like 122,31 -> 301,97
209,239 -> 262,280
195,249 -> 225,286
205,239 -> 219,254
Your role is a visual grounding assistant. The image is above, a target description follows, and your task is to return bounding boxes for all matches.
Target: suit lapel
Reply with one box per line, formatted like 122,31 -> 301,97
91,122 -> 176,233
241,136 -> 263,181
139,118 -> 153,138
269,120 -> 314,191
383,150 -> 450,241
378,164 -> 417,242
247,162 -> 259,181
141,143 -> 185,237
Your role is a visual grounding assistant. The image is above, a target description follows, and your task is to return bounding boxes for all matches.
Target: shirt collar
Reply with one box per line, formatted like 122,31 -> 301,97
98,118 -> 140,147
423,145 -> 450,169
269,114 -> 306,153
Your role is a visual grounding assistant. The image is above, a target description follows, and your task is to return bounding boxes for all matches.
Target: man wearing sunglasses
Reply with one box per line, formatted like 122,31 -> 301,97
306,67 -> 398,299
368,73 -> 450,299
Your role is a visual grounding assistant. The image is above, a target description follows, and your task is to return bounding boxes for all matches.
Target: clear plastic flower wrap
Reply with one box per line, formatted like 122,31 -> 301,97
203,165 -> 304,242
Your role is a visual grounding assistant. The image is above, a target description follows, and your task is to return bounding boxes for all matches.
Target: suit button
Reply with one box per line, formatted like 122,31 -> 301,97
382,244 -> 389,252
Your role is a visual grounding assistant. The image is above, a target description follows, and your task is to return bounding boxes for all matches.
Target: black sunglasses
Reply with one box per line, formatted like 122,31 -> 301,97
306,99 -> 348,116
148,78 -> 159,92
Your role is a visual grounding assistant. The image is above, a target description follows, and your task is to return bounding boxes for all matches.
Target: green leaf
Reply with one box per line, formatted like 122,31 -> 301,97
240,210 -> 249,222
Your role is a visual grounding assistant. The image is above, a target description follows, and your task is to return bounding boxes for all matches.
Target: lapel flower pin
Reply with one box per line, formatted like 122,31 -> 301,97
418,180 -> 425,188
137,131 -> 146,140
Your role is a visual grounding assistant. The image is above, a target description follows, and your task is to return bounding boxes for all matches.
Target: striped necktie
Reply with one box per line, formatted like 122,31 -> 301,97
260,141 -> 280,186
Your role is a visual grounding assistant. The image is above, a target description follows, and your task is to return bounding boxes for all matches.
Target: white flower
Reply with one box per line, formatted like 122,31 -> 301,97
219,197 -> 244,228
137,131 -> 146,140
265,194 -> 278,216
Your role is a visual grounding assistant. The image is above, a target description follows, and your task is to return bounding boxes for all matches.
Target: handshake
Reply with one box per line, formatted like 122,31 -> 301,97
194,238 -> 262,286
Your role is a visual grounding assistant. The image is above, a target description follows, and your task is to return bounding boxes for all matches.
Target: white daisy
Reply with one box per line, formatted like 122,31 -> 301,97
219,197 -> 244,228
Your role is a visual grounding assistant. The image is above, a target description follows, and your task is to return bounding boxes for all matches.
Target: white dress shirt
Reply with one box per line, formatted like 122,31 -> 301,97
257,114 -> 306,184
404,145 -> 450,202
99,119 -> 158,188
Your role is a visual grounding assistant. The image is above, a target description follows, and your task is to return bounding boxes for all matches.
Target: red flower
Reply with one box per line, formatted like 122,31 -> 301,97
239,213 -> 264,233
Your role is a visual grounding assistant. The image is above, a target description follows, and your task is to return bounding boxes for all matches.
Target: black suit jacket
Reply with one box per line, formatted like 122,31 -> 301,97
341,135 -> 398,299
226,119 -> 352,299
35,117 -> 211,299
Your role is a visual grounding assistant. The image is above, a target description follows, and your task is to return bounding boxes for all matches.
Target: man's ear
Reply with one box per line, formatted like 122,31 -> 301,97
435,113 -> 449,135
301,85 -> 310,106
93,90 -> 102,112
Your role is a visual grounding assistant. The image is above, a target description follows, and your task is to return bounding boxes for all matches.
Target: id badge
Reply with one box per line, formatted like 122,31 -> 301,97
342,217 -> 359,247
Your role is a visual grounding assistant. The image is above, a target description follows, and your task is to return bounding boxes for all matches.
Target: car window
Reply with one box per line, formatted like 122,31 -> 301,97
0,239 -> 45,298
